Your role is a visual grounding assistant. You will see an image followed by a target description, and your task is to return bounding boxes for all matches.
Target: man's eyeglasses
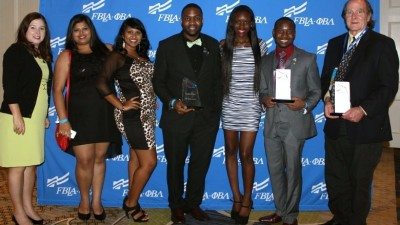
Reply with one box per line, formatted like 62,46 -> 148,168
345,9 -> 366,17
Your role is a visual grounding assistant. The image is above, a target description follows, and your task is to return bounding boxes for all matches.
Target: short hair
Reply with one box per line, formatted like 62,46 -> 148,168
273,17 -> 296,31
341,0 -> 375,29
181,3 -> 203,18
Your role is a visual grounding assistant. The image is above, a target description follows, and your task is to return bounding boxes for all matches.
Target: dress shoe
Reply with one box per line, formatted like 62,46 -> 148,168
93,207 -> 106,221
171,208 -> 185,223
319,218 -> 342,225
77,211 -> 91,221
258,213 -> 282,223
283,219 -> 298,225
187,206 -> 210,221
28,216 -> 44,224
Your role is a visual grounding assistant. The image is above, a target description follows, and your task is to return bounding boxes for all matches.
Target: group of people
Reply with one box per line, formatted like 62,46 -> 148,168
0,1 -> 397,225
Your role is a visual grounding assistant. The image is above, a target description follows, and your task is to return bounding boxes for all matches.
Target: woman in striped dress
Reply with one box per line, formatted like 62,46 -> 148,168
220,5 -> 267,224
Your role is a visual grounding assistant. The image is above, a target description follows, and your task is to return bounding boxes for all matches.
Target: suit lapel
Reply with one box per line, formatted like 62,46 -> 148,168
346,30 -> 370,79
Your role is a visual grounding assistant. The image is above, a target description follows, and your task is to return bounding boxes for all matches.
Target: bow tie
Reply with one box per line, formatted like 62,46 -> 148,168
186,38 -> 202,48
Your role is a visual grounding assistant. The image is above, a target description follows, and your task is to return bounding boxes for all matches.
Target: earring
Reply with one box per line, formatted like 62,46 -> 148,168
138,42 -> 141,51
122,41 -> 126,49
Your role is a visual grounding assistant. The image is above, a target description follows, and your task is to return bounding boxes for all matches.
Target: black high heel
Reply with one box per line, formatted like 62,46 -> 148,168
93,207 -> 106,221
28,216 -> 44,224
12,216 -> 19,225
230,199 -> 242,220
77,211 -> 91,221
235,201 -> 253,224
122,197 -> 149,222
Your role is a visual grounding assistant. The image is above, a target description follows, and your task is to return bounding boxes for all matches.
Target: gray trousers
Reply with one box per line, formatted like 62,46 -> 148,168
265,122 -> 305,224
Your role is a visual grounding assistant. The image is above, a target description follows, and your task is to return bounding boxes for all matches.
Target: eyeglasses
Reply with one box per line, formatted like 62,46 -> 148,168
345,9 -> 366,17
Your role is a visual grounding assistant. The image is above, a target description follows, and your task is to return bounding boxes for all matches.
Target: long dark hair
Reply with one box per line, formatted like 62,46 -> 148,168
114,18 -> 150,60
17,12 -> 52,62
221,5 -> 261,96
64,14 -> 109,55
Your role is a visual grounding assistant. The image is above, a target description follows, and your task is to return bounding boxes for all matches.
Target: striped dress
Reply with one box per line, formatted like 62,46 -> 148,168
222,43 -> 267,131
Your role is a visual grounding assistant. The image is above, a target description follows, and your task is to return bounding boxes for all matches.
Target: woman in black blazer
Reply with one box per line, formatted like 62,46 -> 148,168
0,12 -> 52,224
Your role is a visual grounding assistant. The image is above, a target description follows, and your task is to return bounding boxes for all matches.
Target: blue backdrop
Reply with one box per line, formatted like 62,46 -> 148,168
37,0 -> 380,211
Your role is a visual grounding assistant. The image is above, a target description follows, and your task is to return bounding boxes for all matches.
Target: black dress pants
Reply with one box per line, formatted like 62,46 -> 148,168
324,135 -> 382,225
162,112 -> 219,210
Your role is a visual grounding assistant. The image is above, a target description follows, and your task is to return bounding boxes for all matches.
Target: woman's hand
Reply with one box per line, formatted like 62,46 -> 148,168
123,96 -> 141,111
45,118 -> 50,128
13,114 -> 25,135
58,122 -> 72,138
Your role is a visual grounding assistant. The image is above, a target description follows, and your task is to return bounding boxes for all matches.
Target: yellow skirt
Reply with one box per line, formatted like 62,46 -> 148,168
0,58 -> 48,167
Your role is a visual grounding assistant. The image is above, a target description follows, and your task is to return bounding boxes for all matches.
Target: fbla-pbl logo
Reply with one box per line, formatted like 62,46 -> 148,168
314,112 -> 326,123
47,173 -> 69,187
213,146 -> 225,158
112,179 -> 129,190
317,43 -> 328,55
85,0 -> 131,22
284,1 -> 307,17
311,182 -> 328,200
302,157 -> 325,166
82,0 -> 105,13
284,2 -> 335,27
156,144 -> 167,163
150,0 -> 179,23
149,0 -> 172,14
253,178 -> 274,202
216,0 -> 240,16
203,192 -> 230,200
50,36 -> 66,55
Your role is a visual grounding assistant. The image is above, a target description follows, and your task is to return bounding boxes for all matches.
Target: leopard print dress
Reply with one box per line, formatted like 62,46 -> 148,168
114,58 -> 156,149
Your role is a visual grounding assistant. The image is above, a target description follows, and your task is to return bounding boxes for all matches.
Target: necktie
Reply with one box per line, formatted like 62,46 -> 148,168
330,37 -> 357,103
278,51 -> 286,69
187,38 -> 202,48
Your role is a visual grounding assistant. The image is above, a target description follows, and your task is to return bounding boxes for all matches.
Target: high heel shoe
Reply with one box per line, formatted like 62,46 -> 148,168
27,216 -> 44,224
77,211 -> 91,221
93,207 -> 106,221
230,199 -> 242,220
122,197 -> 149,222
235,201 -> 253,224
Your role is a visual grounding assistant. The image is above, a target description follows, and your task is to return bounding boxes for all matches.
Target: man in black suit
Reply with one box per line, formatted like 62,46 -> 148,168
320,0 -> 399,225
153,3 -> 222,224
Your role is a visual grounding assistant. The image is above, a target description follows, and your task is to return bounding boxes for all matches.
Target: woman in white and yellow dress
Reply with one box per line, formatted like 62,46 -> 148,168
0,12 -> 52,225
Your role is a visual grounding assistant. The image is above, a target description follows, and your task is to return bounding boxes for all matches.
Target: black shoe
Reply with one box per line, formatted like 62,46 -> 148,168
28,216 -> 44,224
93,207 -> 106,221
122,196 -> 149,222
319,218 -> 342,225
77,211 -> 91,221
230,199 -> 242,220
235,201 -> 253,224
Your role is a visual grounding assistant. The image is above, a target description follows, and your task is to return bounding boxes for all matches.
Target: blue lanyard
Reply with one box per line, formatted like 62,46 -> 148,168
342,29 -> 367,54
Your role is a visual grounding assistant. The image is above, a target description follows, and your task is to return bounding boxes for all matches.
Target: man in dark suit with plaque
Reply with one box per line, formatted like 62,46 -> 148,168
320,0 -> 399,225
153,3 -> 222,224
258,17 -> 321,225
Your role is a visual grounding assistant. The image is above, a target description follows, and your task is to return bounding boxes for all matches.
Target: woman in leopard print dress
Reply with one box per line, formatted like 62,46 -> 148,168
96,18 -> 156,222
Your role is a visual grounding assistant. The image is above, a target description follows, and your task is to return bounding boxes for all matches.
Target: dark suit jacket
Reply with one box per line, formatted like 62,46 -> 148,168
321,29 -> 399,143
153,33 -> 222,131
1,43 -> 53,118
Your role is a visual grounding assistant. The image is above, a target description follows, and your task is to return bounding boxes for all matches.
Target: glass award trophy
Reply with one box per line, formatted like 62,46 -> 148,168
272,69 -> 294,103
332,81 -> 350,116
182,77 -> 202,108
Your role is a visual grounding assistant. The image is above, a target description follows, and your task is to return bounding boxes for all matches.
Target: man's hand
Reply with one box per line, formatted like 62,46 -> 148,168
261,96 -> 276,108
286,97 -> 305,111
342,107 -> 365,122
324,100 -> 340,119
175,100 -> 194,115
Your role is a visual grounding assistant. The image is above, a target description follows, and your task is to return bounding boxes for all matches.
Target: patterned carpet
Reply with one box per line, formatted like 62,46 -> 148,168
0,147 -> 398,224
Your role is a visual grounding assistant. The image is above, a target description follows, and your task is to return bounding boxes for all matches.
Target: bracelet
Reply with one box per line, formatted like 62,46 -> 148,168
59,118 -> 69,124
169,99 -> 177,110
121,105 -> 125,111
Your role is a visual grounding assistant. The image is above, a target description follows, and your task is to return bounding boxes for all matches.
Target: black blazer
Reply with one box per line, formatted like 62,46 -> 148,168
321,29 -> 399,143
153,33 -> 222,131
1,43 -> 53,118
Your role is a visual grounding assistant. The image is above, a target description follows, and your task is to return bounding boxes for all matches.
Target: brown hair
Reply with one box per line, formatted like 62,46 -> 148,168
16,12 -> 52,62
